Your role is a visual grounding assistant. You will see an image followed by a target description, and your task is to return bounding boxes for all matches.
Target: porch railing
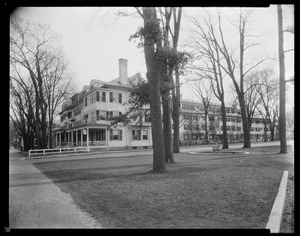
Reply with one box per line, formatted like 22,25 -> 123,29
53,141 -> 106,148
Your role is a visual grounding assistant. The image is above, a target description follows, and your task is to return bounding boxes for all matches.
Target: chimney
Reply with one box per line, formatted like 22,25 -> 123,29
118,58 -> 128,84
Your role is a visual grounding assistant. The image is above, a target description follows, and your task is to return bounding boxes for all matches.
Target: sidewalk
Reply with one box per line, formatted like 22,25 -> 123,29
9,148 -> 102,228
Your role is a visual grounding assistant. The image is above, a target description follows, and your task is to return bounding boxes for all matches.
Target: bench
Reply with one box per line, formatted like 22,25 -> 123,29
212,144 -> 221,153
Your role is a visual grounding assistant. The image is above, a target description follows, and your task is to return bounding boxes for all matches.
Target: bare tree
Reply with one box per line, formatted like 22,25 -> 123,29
256,70 -> 279,141
10,16 -> 74,149
10,76 -> 36,151
236,70 -> 266,130
187,77 -> 215,144
187,14 -> 230,148
43,50 -> 74,148
201,9 -> 270,148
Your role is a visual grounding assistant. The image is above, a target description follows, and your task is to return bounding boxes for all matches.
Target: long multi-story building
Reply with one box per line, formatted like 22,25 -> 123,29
53,58 -> 276,149
179,99 -> 274,145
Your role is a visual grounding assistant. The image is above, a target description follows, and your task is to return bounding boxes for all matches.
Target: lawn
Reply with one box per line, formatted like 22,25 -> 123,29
33,145 -> 294,229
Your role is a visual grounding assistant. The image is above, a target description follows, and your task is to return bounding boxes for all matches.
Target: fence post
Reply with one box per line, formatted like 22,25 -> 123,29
75,147 -> 77,154
60,148 -> 61,155
28,150 -> 31,158
43,149 -> 45,156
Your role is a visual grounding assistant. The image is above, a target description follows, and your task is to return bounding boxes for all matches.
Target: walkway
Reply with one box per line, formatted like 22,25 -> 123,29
9,147 -> 101,228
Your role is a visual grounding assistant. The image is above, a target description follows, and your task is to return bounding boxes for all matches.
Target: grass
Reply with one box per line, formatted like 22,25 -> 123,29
33,145 -> 294,229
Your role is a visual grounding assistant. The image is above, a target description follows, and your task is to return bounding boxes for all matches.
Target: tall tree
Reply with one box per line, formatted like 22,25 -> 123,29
171,7 -> 183,154
187,14 -> 229,148
10,16 -> 73,150
138,7 -> 166,172
208,9 -> 269,148
187,77 -> 215,144
277,5 -> 287,153
43,50 -> 74,148
10,76 -> 36,151
157,7 -> 174,163
256,71 -> 279,142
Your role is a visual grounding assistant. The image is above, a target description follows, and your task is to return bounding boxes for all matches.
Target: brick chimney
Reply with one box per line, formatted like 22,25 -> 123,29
118,58 -> 128,84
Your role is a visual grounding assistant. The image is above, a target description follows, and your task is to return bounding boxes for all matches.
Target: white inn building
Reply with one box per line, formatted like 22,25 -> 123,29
53,58 -> 152,150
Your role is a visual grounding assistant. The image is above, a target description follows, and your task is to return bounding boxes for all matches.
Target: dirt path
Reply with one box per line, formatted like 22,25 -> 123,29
9,148 -> 101,228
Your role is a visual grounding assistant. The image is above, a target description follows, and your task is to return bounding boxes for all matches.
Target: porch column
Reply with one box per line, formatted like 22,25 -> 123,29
76,130 -> 78,146
87,128 -> 89,146
71,130 -> 74,146
81,129 -> 83,146
87,127 -> 90,152
59,132 -> 62,147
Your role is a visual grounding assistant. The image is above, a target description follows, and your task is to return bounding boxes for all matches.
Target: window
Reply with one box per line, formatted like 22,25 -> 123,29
90,92 -> 96,104
96,91 -> 100,102
226,117 -> 231,122
132,130 -> 141,140
183,115 -> 191,120
118,93 -> 122,104
106,111 -> 113,120
68,111 -> 72,118
96,110 -> 105,121
193,115 -> 198,121
97,110 -> 106,120
102,92 -> 106,102
110,92 -> 114,102
231,118 -> 235,122
142,130 -> 148,140
236,118 -> 241,123
184,124 -> 190,130
209,116 -> 214,121
83,114 -> 89,123
237,127 -> 242,131
145,113 -> 151,123
85,97 -> 87,107
110,129 -> 122,141
232,126 -> 236,131
90,111 -> 96,122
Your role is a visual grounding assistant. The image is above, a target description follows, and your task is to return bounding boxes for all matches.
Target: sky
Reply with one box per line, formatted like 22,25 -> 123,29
11,6 -> 294,111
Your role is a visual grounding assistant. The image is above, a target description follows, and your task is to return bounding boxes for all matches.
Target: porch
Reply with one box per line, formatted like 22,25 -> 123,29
53,127 -> 107,148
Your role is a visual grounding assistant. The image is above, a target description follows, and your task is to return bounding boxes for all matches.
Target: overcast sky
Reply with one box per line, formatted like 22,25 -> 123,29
11,6 -> 294,110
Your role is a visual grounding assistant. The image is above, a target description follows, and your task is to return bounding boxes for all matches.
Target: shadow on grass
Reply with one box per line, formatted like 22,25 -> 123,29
34,162 -> 223,186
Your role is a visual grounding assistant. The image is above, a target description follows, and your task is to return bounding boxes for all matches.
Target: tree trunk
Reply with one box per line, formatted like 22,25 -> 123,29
277,5 -> 287,153
143,7 -> 166,173
162,98 -> 174,163
161,66 -> 174,163
220,101 -> 229,149
263,122 -> 268,142
270,126 -> 275,141
172,81 -> 180,153
239,96 -> 251,148
171,8 -> 182,154
204,109 -> 209,144
49,121 -> 53,149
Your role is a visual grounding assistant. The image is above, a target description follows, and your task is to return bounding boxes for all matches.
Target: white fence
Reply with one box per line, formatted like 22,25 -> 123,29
28,147 -> 92,158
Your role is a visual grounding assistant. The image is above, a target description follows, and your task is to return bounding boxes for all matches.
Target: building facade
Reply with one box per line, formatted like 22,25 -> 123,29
53,59 -> 153,150
179,99 -> 275,145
